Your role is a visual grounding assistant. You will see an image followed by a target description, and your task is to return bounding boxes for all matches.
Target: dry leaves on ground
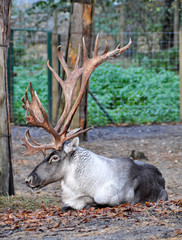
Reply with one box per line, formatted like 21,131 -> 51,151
0,200 -> 182,238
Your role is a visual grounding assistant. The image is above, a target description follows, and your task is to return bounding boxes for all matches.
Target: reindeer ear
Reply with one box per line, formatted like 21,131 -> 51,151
63,137 -> 79,154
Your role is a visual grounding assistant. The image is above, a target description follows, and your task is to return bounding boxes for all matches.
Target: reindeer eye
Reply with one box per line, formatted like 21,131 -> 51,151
49,155 -> 60,163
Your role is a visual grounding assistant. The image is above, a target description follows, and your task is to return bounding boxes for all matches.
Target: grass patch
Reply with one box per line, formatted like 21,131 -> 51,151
0,195 -> 60,212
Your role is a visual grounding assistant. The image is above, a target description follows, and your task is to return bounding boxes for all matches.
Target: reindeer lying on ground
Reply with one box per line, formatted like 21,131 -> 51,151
22,35 -> 168,210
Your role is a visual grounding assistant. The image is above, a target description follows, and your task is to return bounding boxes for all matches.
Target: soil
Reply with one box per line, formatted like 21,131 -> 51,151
1,124 -> 182,239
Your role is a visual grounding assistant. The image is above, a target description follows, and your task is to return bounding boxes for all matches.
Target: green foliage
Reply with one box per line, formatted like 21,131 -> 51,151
94,7 -> 121,45
13,40 -> 26,66
95,0 -> 169,35
88,63 -> 180,126
124,0 -> 166,33
26,0 -> 70,19
13,61 -> 48,124
13,61 -> 179,127
135,47 -> 179,71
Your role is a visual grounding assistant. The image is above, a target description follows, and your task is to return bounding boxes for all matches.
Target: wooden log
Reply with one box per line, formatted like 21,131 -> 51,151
52,33 -> 59,126
180,27 -> 182,120
0,0 -> 14,195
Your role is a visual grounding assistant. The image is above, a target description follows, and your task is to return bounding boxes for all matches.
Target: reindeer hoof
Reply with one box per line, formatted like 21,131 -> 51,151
61,206 -> 75,212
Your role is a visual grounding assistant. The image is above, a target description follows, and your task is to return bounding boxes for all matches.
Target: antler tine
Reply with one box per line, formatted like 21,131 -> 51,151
23,130 -> 45,156
57,45 -> 71,77
22,83 -> 43,122
82,36 -> 89,61
74,44 -> 81,69
116,44 -> 121,49
30,82 -> 35,100
21,83 -> 59,140
94,34 -> 100,57
119,38 -> 132,54
47,60 -> 72,131
101,40 -> 109,55
21,86 -> 29,108
30,82 -> 49,123
34,91 -> 49,122
47,60 -> 64,87
26,129 -> 41,146
65,126 -> 93,142
23,129 -> 56,157
25,87 -> 29,102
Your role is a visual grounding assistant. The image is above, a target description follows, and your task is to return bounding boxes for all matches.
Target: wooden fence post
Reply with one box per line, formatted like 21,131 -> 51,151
0,0 -> 14,195
80,1 -> 94,140
52,33 -> 59,125
67,1 -> 83,129
66,0 -> 93,136
180,27 -> 182,120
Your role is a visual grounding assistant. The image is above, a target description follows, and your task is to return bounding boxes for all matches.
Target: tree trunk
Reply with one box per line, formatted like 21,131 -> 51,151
0,0 -> 14,195
174,0 -> 180,48
180,27 -> 182,120
67,1 -> 83,129
65,0 -> 94,139
120,3 -> 125,51
52,10 -> 59,126
80,2 -> 94,141
160,0 -> 174,49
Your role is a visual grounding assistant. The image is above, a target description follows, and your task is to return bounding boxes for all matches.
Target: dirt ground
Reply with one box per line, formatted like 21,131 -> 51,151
2,123 -> 182,239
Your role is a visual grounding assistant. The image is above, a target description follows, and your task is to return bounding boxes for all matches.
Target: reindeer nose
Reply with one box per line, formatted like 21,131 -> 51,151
25,176 -> 33,186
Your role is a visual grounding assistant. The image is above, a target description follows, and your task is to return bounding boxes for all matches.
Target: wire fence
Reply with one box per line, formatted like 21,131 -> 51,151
7,29 -> 180,126
7,28 -> 61,124
88,31 -> 180,126
94,31 -> 179,71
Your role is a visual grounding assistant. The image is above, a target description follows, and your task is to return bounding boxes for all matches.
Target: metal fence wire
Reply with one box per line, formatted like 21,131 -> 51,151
94,32 -> 179,71
7,28 -> 61,124
88,31 -> 180,125
7,29 -> 180,125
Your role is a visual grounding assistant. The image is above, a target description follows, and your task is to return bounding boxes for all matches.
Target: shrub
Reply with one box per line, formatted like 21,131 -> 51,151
13,61 -> 180,126
135,47 -> 179,72
88,63 -> 180,126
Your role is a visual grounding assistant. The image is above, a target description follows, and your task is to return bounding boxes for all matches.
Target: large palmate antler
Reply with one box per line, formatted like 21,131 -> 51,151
21,34 -> 132,156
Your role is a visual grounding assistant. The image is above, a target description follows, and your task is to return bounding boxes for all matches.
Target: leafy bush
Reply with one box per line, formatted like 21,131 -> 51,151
13,60 -> 179,127
88,63 -> 180,126
13,61 -> 48,123
135,47 -> 179,71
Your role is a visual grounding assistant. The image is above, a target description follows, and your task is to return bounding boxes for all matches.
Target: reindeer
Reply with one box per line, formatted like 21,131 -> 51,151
22,35 -> 168,211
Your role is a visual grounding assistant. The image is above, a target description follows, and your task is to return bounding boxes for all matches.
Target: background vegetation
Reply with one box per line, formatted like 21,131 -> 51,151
88,63 -> 179,126
13,59 -> 180,126
10,0 -> 181,126
13,62 -> 48,123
